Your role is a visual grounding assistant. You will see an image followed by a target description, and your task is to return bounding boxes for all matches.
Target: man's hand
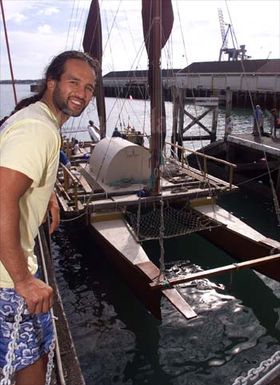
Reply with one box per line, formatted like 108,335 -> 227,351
15,274 -> 53,314
48,192 -> 60,234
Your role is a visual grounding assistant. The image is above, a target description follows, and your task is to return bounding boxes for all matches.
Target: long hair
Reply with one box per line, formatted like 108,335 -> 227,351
0,50 -> 99,126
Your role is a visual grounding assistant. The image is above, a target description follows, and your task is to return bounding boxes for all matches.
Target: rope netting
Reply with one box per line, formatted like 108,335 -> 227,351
125,205 -> 220,242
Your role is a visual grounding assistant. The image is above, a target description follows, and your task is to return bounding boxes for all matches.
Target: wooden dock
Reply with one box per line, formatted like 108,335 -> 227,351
187,133 -> 280,200
227,133 -> 280,156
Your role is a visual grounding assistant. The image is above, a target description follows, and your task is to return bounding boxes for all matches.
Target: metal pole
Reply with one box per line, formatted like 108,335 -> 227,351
0,0 -> 18,105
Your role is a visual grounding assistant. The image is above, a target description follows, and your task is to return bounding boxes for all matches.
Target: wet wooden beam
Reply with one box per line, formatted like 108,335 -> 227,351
150,254 -> 280,289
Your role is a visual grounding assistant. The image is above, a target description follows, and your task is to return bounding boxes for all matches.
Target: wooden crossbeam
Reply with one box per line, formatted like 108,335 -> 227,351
150,254 -> 280,289
183,108 -> 210,132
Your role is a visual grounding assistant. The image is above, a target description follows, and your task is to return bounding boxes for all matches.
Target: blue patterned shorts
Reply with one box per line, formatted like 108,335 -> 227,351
0,288 -> 54,372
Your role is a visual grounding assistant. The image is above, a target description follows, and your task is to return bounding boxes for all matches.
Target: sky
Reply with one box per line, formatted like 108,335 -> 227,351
1,0 -> 279,80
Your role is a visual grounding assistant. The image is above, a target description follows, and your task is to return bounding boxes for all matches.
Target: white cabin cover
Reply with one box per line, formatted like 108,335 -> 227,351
89,137 -> 151,185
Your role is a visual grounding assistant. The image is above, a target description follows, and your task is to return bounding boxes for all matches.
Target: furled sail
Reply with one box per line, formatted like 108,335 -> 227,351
142,0 -> 174,194
83,0 -> 106,138
142,0 -> 173,57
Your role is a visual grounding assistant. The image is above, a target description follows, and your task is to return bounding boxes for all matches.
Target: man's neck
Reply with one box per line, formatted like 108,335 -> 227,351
41,96 -> 69,126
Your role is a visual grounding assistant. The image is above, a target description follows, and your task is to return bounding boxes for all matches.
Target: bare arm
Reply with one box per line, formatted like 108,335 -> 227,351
47,191 -> 60,234
0,166 -> 53,314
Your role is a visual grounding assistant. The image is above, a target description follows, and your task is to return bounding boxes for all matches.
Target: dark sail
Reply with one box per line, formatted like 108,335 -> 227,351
142,0 -> 173,57
142,0 -> 174,194
83,0 -> 106,138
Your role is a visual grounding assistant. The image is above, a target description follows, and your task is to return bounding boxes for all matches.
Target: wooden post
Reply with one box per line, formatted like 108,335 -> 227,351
178,89 -> 184,159
171,86 -> 179,158
211,106 -> 218,142
276,168 -> 280,199
225,87 -> 232,136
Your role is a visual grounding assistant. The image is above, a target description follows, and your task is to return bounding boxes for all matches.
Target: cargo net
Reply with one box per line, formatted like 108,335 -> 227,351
125,205 -> 221,242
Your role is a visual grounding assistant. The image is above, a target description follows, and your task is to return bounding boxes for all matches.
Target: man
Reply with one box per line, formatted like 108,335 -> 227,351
253,104 -> 264,137
0,50 -> 98,385
270,108 -> 280,138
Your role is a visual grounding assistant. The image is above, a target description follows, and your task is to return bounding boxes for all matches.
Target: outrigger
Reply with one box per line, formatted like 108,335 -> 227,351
55,0 -> 280,321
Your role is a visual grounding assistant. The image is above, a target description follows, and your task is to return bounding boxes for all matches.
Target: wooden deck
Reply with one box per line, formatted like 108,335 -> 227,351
228,133 -> 280,156
186,132 -> 280,200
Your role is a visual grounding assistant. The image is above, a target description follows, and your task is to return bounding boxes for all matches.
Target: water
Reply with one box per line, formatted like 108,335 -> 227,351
51,191 -> 280,385
2,84 -> 280,385
0,83 -> 273,145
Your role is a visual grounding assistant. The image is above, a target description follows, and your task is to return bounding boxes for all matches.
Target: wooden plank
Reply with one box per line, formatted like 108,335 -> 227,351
137,261 -> 162,280
77,200 -> 84,211
86,187 -> 220,212
78,175 -> 92,193
55,180 -> 71,201
91,217 -> 150,265
162,289 -> 197,319
57,195 -> 72,212
194,204 -> 280,246
150,254 -> 280,289
228,134 -> 280,156
137,262 -> 197,319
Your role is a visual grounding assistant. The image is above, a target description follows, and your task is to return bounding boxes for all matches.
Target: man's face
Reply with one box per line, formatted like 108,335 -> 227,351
52,59 -> 96,117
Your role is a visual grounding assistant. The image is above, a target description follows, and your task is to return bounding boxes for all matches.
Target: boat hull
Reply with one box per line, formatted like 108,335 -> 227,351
87,214 -> 196,320
88,222 -> 163,318
194,204 -> 280,281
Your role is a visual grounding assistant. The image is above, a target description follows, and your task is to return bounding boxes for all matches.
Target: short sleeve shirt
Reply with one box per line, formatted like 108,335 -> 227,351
0,101 -> 61,287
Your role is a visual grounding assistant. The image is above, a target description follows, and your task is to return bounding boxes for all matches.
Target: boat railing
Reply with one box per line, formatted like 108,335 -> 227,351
165,141 -> 237,189
59,163 -> 80,210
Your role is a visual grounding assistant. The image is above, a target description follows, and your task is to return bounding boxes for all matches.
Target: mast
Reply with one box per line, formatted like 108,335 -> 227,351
0,0 -> 18,105
150,0 -> 162,195
142,0 -> 173,195
83,0 -> 106,138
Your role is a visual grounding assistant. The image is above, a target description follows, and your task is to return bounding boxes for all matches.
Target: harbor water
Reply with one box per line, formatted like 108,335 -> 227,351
1,84 -> 280,385
50,190 -> 280,385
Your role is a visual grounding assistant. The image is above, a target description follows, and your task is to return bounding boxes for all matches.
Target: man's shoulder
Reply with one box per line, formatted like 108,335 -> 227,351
2,102 -> 58,134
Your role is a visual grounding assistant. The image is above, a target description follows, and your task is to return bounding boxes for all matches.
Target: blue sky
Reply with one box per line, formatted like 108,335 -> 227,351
1,0 -> 279,80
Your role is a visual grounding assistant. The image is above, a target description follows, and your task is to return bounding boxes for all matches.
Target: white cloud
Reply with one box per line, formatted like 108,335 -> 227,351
37,24 -> 52,34
6,12 -> 26,23
0,0 -> 279,80
39,7 -> 60,16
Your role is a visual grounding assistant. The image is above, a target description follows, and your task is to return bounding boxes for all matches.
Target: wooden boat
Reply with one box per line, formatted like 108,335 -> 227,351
0,223 -> 83,384
36,225 -> 85,385
55,0 -> 280,321
187,134 -> 280,200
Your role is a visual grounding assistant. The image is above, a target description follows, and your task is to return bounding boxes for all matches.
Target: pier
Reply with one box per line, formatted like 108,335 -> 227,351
103,59 -> 280,109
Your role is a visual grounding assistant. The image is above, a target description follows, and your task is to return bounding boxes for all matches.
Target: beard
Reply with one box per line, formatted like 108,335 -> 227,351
52,85 -> 86,117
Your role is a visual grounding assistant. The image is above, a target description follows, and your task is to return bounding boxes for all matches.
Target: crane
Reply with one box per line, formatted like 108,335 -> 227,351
217,8 -> 249,61
218,8 -> 228,54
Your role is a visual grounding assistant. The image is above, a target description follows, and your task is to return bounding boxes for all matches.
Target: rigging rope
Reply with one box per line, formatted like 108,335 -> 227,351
224,1 -> 280,226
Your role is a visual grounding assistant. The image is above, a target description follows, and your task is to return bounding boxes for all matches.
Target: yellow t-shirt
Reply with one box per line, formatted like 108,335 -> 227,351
0,101 -> 61,287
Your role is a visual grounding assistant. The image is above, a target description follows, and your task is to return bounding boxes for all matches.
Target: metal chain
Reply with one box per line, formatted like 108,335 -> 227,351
159,196 -> 165,276
0,298 -> 56,385
45,334 -> 56,385
232,350 -> 280,385
0,297 -> 24,385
